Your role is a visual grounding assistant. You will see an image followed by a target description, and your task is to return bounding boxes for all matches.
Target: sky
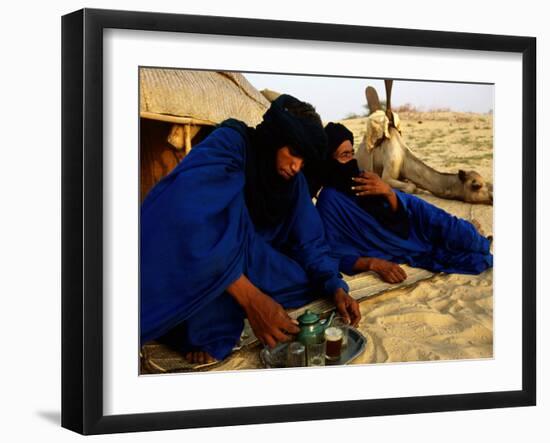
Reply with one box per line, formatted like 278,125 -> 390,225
245,72 -> 494,122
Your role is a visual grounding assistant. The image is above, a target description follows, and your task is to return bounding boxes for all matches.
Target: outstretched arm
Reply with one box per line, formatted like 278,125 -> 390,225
288,176 -> 361,326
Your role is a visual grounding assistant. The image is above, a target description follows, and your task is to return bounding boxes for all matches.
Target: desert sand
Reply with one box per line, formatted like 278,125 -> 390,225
141,111 -> 494,373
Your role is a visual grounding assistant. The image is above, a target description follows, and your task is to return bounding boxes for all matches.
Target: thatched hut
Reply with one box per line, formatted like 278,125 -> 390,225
139,69 -> 271,201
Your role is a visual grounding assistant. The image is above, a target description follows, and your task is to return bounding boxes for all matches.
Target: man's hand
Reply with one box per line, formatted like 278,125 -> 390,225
244,291 -> 300,348
357,257 -> 407,283
352,171 -> 392,197
351,171 -> 399,211
333,288 -> 361,327
227,275 -> 299,348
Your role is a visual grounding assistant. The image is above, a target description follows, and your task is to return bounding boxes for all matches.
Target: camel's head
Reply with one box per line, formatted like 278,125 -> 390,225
458,170 -> 493,205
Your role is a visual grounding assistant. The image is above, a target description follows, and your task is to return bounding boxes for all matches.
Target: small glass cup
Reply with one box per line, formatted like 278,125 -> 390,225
324,326 -> 344,361
331,316 -> 350,349
286,341 -> 306,367
306,340 -> 326,367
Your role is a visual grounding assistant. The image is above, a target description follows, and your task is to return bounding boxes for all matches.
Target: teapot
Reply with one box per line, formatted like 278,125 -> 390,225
296,310 -> 335,346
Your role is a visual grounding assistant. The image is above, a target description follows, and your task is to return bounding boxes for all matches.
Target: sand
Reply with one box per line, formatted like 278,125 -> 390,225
353,270 -> 493,364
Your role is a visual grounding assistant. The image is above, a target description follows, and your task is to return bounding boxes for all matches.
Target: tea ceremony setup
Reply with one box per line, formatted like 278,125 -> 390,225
141,264 -> 460,372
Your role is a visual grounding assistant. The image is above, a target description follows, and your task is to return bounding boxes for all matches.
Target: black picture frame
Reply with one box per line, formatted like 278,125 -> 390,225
61,8 -> 536,435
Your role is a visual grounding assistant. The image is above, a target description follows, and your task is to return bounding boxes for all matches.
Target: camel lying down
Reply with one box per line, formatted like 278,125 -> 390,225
355,84 -> 493,205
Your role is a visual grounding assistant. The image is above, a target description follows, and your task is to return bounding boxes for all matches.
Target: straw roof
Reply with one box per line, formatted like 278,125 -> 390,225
139,69 -> 270,126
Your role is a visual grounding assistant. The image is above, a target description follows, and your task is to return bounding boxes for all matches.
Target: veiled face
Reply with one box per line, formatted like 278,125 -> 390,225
276,146 -> 304,180
332,140 -> 354,164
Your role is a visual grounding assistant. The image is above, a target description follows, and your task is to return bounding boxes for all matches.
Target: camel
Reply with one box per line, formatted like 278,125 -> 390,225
355,80 -> 493,205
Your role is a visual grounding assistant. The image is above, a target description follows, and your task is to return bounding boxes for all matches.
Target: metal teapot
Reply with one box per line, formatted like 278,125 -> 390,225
296,310 -> 335,346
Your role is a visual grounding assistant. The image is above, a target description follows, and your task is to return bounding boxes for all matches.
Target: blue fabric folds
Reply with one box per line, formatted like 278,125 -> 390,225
316,187 -> 493,276
140,127 -> 347,360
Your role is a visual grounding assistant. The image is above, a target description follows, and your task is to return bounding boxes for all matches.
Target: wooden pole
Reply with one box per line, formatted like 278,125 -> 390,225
184,124 -> 191,154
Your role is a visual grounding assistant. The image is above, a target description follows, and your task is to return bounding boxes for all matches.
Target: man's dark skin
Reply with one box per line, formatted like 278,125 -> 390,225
185,145 -> 361,364
332,139 -> 408,285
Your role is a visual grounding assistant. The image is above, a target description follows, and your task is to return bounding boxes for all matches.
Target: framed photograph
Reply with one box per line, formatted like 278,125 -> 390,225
62,8 -> 536,435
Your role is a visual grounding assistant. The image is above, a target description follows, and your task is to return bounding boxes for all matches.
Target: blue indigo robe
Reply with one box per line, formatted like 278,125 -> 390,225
316,187 -> 493,276
140,127 -> 347,360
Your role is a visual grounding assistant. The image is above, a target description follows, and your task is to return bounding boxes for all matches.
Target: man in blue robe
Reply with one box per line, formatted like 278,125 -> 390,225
140,96 -> 360,364
315,123 -> 493,283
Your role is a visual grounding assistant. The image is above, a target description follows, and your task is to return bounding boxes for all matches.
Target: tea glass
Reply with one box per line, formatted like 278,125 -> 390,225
286,341 -> 306,367
331,316 -> 350,348
306,341 -> 326,366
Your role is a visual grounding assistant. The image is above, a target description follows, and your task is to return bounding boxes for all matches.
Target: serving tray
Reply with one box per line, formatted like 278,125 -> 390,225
260,327 -> 366,368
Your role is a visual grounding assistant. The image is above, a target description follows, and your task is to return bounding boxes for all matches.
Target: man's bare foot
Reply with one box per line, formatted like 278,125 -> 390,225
184,351 -> 217,365
354,257 -> 407,284
472,218 -> 493,247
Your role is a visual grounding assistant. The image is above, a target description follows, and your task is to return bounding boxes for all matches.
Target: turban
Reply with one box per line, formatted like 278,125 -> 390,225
324,122 -> 354,156
256,94 -> 328,165
221,94 -> 327,227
